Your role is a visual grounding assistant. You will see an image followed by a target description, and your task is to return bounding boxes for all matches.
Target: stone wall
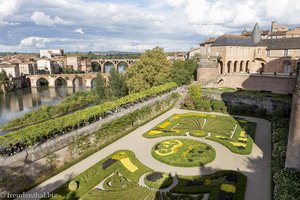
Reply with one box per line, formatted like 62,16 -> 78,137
203,90 -> 291,114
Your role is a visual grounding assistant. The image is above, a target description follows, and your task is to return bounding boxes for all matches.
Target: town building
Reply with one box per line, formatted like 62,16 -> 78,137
40,49 -> 64,59
0,62 -> 20,77
66,56 -> 82,71
36,59 -> 60,74
19,62 -> 37,75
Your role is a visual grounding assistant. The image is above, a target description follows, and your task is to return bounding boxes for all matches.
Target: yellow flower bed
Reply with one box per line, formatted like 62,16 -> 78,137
172,115 -> 180,119
240,131 -> 246,138
112,152 -> 128,160
158,122 -> 171,129
221,183 -> 236,193
120,158 -> 138,173
238,137 -> 247,142
155,140 -> 183,156
230,142 -> 247,148
148,130 -> 163,135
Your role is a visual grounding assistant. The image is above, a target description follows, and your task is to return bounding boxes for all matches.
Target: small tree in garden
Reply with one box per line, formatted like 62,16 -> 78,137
109,68 -> 128,98
95,73 -> 110,103
188,83 -> 202,102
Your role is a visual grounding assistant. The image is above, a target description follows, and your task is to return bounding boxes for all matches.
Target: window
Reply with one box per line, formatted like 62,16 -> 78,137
267,50 -> 270,56
229,47 -> 232,54
284,49 -> 288,56
257,48 -> 261,55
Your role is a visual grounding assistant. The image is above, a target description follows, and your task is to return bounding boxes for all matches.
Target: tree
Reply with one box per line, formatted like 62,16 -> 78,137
108,68 -> 128,98
0,70 -> 8,83
170,59 -> 197,85
95,73 -> 110,103
188,83 -> 202,102
126,47 -> 171,93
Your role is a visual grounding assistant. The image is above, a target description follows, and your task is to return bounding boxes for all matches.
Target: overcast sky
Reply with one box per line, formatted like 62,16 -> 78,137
0,0 -> 299,52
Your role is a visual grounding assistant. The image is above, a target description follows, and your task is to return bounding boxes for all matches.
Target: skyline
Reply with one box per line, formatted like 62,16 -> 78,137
0,0 -> 300,52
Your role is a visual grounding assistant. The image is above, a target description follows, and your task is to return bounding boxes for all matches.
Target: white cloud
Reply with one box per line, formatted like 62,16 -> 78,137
74,28 -> 84,34
0,0 -> 20,26
31,11 -> 71,26
19,36 -> 67,48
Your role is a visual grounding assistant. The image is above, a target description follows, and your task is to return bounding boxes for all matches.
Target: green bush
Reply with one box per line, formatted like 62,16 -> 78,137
188,83 -> 202,102
195,98 -> 211,111
68,181 -> 78,191
211,100 -> 226,112
254,107 -> 267,117
273,168 -> 300,200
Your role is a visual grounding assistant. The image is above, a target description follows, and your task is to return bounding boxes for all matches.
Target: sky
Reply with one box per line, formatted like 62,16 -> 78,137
0,0 -> 299,52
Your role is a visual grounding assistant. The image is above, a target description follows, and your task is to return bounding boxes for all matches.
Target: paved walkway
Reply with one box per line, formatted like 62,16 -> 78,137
18,108 -> 271,200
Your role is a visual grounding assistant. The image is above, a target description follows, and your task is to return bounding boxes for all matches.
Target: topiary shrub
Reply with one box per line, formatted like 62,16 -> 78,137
68,181 -> 78,191
195,98 -> 211,111
211,100 -> 226,112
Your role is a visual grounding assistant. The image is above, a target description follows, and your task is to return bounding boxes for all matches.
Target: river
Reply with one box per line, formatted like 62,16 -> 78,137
0,86 -> 88,127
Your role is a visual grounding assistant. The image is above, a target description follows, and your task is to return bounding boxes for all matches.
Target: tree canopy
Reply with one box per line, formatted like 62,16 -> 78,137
94,73 -> 110,103
169,59 -> 197,85
0,70 -> 8,83
108,68 -> 128,98
125,47 -> 171,93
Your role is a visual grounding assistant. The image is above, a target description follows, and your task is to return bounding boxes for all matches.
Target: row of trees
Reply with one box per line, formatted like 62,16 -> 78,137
94,47 -> 197,102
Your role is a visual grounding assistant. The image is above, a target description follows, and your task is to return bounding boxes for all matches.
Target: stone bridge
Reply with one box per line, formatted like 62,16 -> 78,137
90,59 -> 138,73
27,73 -> 108,88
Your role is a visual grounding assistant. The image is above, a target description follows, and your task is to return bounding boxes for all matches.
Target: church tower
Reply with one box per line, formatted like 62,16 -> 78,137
251,23 -> 262,44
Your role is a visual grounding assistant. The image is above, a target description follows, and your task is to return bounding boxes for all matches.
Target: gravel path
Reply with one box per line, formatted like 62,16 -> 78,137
17,108 -> 271,200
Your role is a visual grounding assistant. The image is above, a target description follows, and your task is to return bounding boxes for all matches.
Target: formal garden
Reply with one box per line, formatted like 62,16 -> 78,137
49,150 -> 247,200
144,113 -> 256,155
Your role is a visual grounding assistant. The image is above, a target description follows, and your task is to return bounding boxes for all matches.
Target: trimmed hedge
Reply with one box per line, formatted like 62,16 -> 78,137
0,82 -> 177,151
144,172 -> 173,189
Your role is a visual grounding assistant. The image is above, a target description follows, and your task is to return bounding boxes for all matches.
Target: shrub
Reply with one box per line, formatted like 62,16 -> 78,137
183,97 -> 195,109
254,107 -> 267,117
188,83 -> 202,102
273,168 -> 300,200
68,181 -> 78,191
195,98 -> 211,111
211,100 -> 226,112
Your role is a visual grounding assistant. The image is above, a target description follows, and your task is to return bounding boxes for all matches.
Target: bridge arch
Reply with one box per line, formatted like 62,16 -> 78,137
104,61 -> 114,73
54,77 -> 67,87
117,61 -> 128,73
73,76 -> 84,88
36,77 -> 49,87
91,62 -> 101,72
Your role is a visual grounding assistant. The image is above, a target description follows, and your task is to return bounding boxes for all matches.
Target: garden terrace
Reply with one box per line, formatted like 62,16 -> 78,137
0,82 -> 177,156
143,113 -> 256,154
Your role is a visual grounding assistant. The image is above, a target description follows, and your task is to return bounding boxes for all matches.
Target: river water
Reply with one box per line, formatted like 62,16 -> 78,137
0,86 -> 88,127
